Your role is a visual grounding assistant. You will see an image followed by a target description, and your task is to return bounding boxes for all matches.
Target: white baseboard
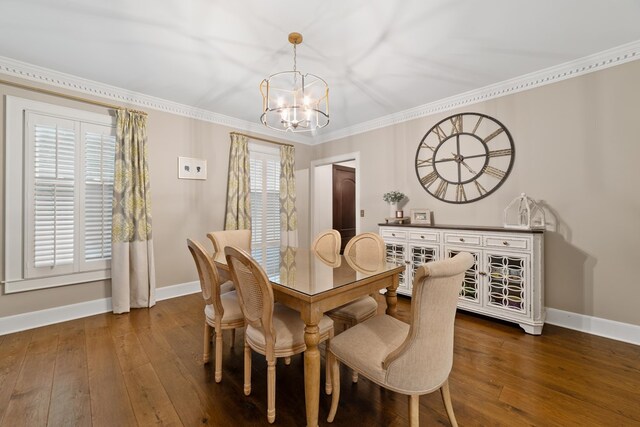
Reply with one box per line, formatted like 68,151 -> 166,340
155,281 -> 200,301
3,288 -> 638,347
546,308 -> 640,346
0,281 -> 200,336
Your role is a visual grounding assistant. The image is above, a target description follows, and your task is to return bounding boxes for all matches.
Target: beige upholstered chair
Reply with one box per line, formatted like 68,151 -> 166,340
187,239 -> 245,383
207,229 -> 251,264
325,232 -> 382,383
312,229 -> 341,264
225,246 -> 335,424
327,252 -> 474,427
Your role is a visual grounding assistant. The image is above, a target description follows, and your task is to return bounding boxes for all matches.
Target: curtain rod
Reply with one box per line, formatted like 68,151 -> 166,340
230,131 -> 294,148
0,77 -> 148,116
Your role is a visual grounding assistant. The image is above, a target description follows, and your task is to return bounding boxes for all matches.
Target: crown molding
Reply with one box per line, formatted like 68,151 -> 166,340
0,55 -> 313,146
2,39 -> 639,147
317,39 -> 640,144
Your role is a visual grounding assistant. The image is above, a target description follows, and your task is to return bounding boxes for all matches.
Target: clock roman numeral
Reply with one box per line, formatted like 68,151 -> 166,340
488,148 -> 512,157
434,125 -> 447,142
482,165 -> 506,179
483,128 -> 504,144
434,180 -> 448,199
472,116 -> 483,134
420,142 -> 436,152
420,171 -> 438,187
473,180 -> 487,196
456,184 -> 467,202
450,115 -> 462,134
416,158 -> 434,168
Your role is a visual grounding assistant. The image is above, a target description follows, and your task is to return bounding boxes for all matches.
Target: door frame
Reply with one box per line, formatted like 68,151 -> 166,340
310,152 -> 360,241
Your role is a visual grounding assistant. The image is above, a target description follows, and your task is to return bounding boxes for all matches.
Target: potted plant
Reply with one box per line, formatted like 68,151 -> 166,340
383,191 -> 406,217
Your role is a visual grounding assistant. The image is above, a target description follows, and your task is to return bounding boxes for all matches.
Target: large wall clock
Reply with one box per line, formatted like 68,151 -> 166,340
414,112 -> 515,203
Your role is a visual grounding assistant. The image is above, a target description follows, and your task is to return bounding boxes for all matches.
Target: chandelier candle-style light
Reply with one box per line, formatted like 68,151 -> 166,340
260,32 -> 329,132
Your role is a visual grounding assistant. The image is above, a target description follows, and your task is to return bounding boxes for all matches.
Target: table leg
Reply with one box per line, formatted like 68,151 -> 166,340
303,323 -> 320,427
385,273 -> 399,317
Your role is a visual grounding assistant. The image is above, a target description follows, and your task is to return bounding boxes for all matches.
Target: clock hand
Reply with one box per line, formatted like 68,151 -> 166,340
460,160 -> 477,175
451,152 -> 477,175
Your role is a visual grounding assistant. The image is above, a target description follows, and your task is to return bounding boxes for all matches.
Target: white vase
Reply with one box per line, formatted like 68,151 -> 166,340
389,203 -> 397,217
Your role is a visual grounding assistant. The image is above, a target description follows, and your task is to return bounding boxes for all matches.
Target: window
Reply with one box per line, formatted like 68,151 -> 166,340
4,97 -> 116,293
249,144 -> 281,280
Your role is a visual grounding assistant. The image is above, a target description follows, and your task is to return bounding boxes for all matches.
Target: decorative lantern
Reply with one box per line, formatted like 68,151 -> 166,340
503,193 -> 546,229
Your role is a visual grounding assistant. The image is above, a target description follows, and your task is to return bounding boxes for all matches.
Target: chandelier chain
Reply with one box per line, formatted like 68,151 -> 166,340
293,43 -> 297,73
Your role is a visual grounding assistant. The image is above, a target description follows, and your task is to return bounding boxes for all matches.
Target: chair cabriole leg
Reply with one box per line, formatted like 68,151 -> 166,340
327,356 -> 340,422
441,380 -> 458,427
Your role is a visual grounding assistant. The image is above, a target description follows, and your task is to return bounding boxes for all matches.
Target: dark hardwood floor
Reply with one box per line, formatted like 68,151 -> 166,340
1,294 -> 639,426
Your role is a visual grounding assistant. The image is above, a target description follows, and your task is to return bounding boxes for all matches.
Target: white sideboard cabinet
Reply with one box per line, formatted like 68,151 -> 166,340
379,224 -> 545,334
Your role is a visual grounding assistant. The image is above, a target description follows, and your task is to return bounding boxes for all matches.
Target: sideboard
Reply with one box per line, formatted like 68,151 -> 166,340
379,223 -> 545,334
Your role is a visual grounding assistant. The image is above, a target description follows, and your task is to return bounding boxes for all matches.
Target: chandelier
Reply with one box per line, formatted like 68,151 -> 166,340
260,32 -> 329,133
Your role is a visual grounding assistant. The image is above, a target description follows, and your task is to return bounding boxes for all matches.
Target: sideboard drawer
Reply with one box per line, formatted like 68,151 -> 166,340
484,235 -> 529,250
409,231 -> 439,243
381,229 -> 406,240
444,232 -> 481,246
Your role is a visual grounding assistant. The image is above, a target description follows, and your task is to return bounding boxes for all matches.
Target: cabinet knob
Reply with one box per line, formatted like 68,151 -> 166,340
404,261 -> 410,265
459,238 -> 465,242
420,235 -> 425,239
392,233 -> 396,237
503,241 -> 509,246
479,271 -> 487,276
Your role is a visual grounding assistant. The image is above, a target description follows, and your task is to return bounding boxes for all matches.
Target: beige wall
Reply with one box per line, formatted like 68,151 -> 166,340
0,75 -> 313,318
3,59 -> 640,328
313,59 -> 640,326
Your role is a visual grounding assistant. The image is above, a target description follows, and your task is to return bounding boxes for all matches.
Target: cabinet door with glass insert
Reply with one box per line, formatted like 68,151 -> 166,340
484,251 -> 530,317
385,242 -> 408,294
409,244 -> 439,293
445,247 -> 481,306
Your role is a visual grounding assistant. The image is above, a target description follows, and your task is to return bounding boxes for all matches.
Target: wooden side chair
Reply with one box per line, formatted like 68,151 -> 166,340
225,246 -> 335,424
186,239 -> 245,382
325,232 -> 382,383
327,252 -> 474,427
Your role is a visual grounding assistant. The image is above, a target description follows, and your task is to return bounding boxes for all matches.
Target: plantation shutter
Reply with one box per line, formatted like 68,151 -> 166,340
82,124 -> 116,269
26,113 -> 77,277
249,151 -> 281,280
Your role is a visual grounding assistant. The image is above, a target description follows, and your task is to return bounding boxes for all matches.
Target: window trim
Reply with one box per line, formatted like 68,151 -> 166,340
3,96 -> 115,294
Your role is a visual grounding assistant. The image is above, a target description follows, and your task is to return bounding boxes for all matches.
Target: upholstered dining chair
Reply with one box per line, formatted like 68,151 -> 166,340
187,239 -> 245,383
225,246 -> 335,424
325,232 -> 383,383
312,229 -> 341,264
207,229 -> 251,264
327,252 -> 474,427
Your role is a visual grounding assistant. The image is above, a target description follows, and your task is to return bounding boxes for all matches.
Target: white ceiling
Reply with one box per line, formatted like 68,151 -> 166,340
1,0 -> 640,142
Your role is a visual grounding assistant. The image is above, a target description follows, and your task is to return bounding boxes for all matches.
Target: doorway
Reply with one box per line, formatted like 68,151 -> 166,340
310,152 -> 360,250
332,164 -> 356,252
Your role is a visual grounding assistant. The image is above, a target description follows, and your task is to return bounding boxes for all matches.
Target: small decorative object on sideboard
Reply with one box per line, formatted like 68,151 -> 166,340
503,193 -> 545,229
410,208 -> 432,225
382,190 -> 406,218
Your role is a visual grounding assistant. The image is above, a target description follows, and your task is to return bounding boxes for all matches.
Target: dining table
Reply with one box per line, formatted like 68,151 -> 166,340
215,245 -> 404,427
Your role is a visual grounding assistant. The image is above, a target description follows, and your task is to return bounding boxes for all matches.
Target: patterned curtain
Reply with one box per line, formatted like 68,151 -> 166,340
224,134 -> 251,230
111,110 -> 156,314
279,145 -> 298,247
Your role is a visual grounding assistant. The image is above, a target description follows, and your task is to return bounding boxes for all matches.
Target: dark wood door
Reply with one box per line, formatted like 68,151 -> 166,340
332,165 -> 356,253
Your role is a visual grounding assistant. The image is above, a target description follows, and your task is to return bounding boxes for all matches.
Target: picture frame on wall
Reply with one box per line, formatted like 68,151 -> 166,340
178,156 -> 207,180
410,208 -> 432,225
